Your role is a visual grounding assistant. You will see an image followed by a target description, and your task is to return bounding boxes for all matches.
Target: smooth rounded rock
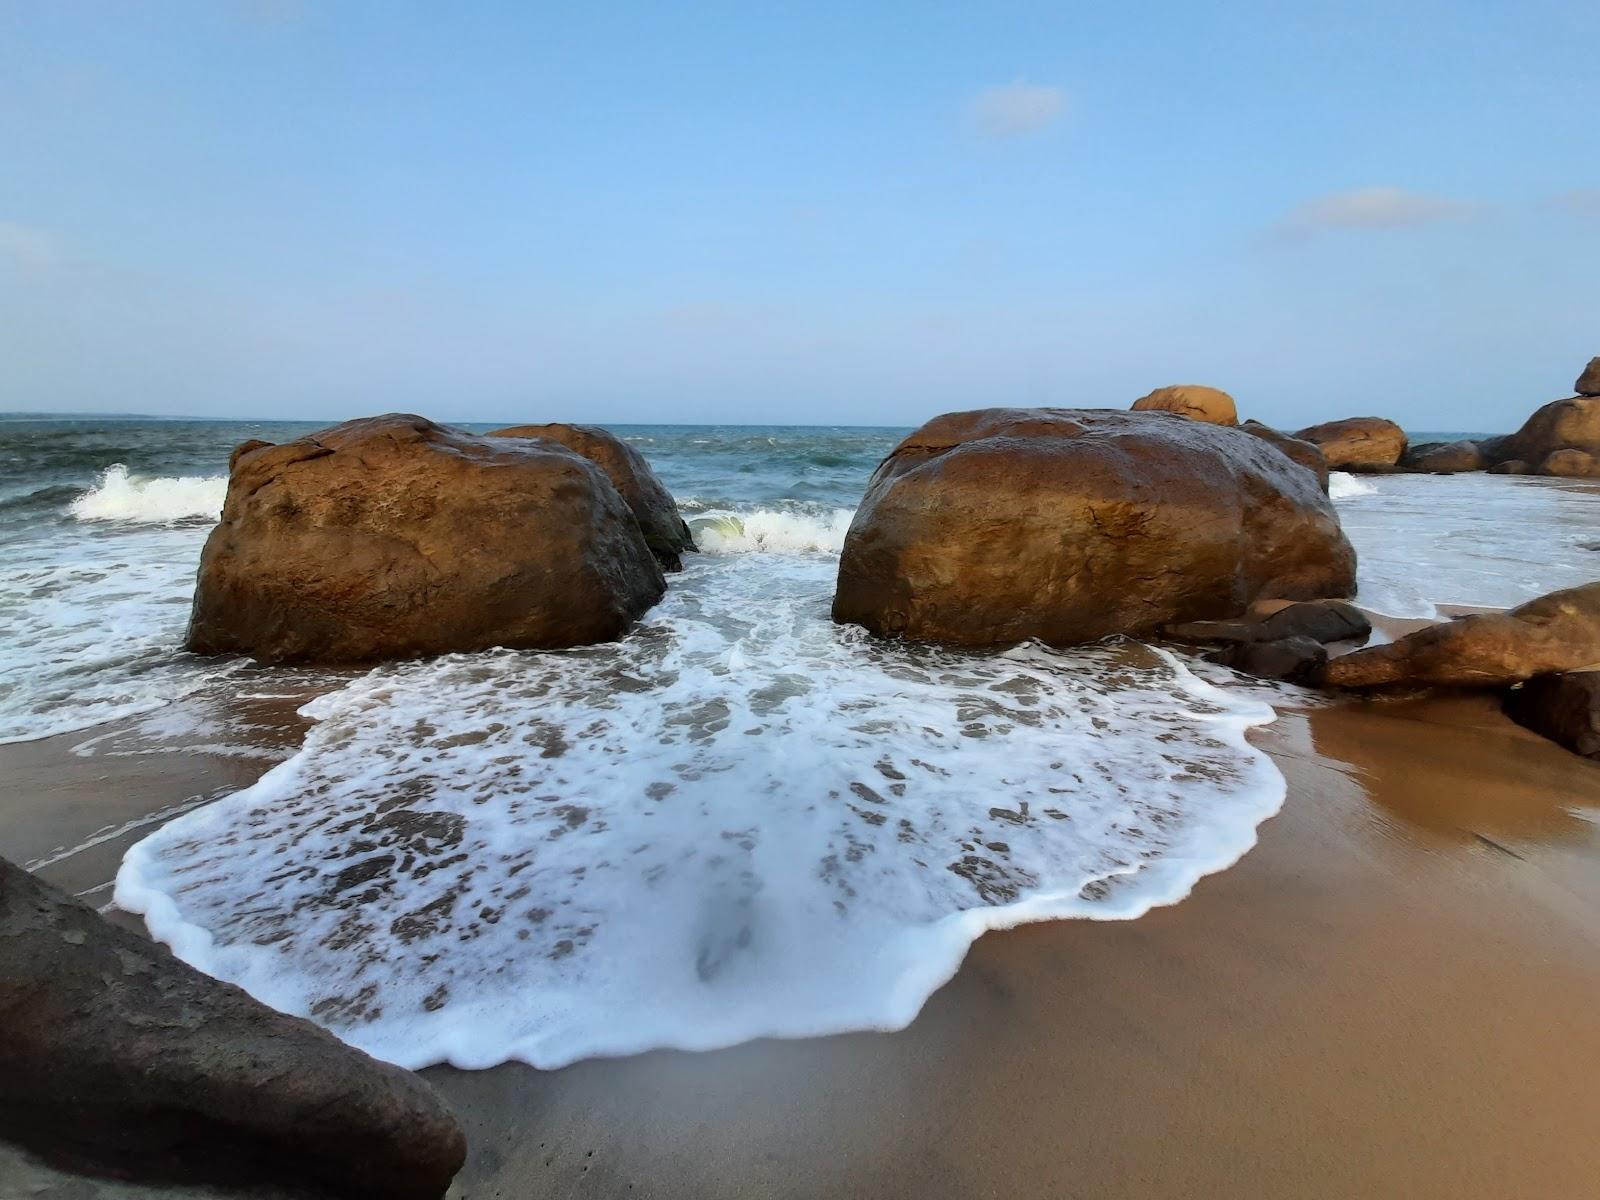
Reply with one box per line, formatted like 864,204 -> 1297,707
1293,416 -> 1408,471
1131,385 -> 1238,425
1402,440 -> 1486,474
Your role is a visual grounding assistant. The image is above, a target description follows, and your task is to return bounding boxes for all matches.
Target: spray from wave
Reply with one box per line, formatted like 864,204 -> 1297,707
690,508 -> 855,555
70,465 -> 226,524
1327,472 -> 1378,500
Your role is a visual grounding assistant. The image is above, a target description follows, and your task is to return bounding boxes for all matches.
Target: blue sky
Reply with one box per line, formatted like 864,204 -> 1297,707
1,0 -> 1596,429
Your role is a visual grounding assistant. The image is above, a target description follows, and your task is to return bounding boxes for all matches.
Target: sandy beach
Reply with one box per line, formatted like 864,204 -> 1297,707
5,677 -> 1597,1199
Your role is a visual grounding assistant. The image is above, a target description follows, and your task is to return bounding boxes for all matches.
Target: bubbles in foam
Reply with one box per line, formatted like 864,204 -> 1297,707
69,464 -> 227,524
691,507 -> 855,555
117,554 -> 1284,1071
1327,471 -> 1378,500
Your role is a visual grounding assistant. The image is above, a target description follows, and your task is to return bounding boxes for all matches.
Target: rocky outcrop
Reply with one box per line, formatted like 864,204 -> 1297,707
0,857 -> 465,1199
489,422 -> 696,570
1402,440 -> 1486,474
1319,582 -> 1600,689
1130,385 -> 1238,426
831,408 -> 1356,646
1482,395 -> 1600,470
1241,421 -> 1330,492
1505,671 -> 1600,759
1537,448 -> 1600,478
187,414 -> 665,664
1293,417 -> 1408,471
1576,357 -> 1600,397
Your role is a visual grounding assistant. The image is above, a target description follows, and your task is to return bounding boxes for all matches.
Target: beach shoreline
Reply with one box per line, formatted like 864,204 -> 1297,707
5,675 -> 1598,1198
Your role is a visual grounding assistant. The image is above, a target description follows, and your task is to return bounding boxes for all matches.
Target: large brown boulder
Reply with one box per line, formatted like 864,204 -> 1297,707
831,408 -> 1356,646
187,414 -> 665,664
0,857 -> 464,1199
1575,357 -> 1600,397
1130,385 -> 1238,425
1538,448 -> 1600,478
1402,440 -> 1486,474
489,422 -> 695,570
1293,416 -> 1408,471
1319,582 -> 1600,689
1505,671 -> 1600,760
1483,396 -> 1600,466
1241,420 -> 1330,491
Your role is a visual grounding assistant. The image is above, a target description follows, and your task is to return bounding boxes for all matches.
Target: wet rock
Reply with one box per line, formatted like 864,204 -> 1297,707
1258,599 -> 1371,644
1162,618 -> 1262,646
1319,581 -> 1600,689
1505,670 -> 1600,759
188,414 -> 665,663
1488,459 -> 1531,475
1576,357 -> 1600,397
1241,420 -> 1330,492
832,408 -> 1356,646
1219,635 -> 1328,683
1130,385 -> 1238,425
1292,416 -> 1408,471
490,422 -> 696,570
1402,440 -> 1486,474
0,856 -> 466,1200
1538,448 -> 1600,478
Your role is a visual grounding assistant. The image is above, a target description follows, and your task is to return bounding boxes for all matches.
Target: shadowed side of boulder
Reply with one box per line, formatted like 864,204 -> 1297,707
1240,421 -> 1330,492
187,414 -> 666,663
0,857 -> 465,1200
1505,671 -> 1600,759
490,422 -> 696,570
1319,582 -> 1600,689
832,408 -> 1356,646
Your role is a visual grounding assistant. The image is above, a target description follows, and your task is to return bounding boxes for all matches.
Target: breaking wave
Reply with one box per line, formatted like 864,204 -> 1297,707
70,465 -> 226,524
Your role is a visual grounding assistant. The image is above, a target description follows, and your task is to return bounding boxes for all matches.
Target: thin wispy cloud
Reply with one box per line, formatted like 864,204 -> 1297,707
1274,186 -> 1477,238
0,221 -> 60,269
969,81 -> 1067,139
1551,188 -> 1600,219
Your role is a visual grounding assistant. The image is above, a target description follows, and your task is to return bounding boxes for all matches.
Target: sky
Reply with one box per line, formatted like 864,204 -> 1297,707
1,0 -> 1596,430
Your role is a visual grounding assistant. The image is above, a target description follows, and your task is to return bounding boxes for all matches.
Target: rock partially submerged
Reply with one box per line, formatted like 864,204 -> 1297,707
1401,440 -> 1486,474
1219,635 -> 1329,683
490,422 -> 696,570
1481,394 -> 1600,474
1293,416 -> 1408,472
187,414 -> 665,663
1538,448 -> 1600,478
0,857 -> 465,1199
1319,582 -> 1600,689
1166,599 -> 1370,647
832,408 -> 1356,646
1505,671 -> 1600,760
1130,385 -> 1238,425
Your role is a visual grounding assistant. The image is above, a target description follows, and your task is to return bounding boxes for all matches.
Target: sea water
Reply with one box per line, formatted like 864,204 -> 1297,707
2,415 -> 1596,1068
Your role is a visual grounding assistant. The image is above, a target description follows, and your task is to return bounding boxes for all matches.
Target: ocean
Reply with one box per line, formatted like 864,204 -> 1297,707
4,415 -> 1599,1070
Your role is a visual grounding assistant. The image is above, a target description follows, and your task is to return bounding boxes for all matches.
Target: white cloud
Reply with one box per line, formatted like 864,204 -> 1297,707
0,221 -> 59,269
970,81 -> 1067,139
1275,187 -> 1476,236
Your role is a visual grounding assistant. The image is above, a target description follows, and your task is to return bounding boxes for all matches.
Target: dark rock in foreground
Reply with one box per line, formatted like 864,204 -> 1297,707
1319,582 -> 1600,689
1505,671 -> 1600,759
1402,440 -> 1486,474
1576,356 -> 1600,397
490,422 -> 696,570
1219,635 -> 1329,683
1241,421 -> 1330,492
0,857 -> 465,1200
1166,599 -> 1369,647
1293,416 -> 1407,472
832,408 -> 1356,646
187,414 -> 665,663
1130,385 -> 1237,425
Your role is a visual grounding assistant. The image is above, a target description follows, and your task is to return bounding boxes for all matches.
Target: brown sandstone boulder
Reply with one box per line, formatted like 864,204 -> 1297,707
1402,440 -> 1486,474
489,422 -> 695,570
1575,357 -> 1600,397
1485,395 -> 1600,465
0,857 -> 465,1199
1131,385 -> 1238,425
1318,582 -> 1600,689
1505,671 -> 1600,760
831,408 -> 1356,646
1241,420 -> 1330,491
1538,448 -> 1600,478
187,414 -> 665,664
1293,417 -> 1408,471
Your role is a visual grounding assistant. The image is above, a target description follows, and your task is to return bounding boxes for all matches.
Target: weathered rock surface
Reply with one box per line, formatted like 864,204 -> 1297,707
832,408 -> 1356,646
1538,448 -> 1600,478
490,422 -> 696,570
1319,582 -> 1600,689
187,414 -> 665,663
1219,635 -> 1328,683
1505,670 -> 1600,760
1165,599 -> 1369,647
1241,420 -> 1330,491
0,857 -> 465,1200
1130,385 -> 1238,425
1402,440 -> 1486,474
1576,357 -> 1600,397
1293,416 -> 1408,471
1482,396 -> 1600,468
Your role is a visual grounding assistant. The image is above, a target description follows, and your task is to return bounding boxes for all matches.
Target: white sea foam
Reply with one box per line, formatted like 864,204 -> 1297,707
116,554 -> 1285,1071
1327,471 -> 1378,499
691,507 -> 855,554
69,464 -> 227,523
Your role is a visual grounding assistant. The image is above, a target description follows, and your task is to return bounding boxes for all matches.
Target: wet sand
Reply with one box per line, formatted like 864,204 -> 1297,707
3,689 -> 1599,1198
